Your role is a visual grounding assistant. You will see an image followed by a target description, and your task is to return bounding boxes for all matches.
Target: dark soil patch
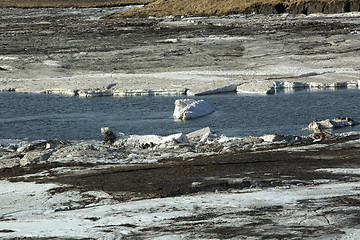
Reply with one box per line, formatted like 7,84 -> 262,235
41,145 -> 360,200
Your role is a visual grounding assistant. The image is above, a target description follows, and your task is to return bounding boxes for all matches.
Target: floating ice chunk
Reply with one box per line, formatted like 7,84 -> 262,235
308,117 -> 359,130
173,99 -> 214,120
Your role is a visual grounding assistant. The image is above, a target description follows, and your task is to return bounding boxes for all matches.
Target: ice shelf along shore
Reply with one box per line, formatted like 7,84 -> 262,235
1,79 -> 360,97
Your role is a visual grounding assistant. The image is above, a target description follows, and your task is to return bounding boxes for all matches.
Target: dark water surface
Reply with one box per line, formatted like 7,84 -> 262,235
1,89 -> 359,140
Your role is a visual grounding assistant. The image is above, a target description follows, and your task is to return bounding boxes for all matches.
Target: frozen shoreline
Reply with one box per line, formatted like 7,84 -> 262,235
2,70 -> 360,97
1,11 -> 359,97
1,180 -> 360,239
1,131 -> 360,239
1,9 -> 360,239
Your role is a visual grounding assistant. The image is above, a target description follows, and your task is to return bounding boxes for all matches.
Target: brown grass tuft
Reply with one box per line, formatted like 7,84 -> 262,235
1,0 -> 358,17
110,0 -> 360,17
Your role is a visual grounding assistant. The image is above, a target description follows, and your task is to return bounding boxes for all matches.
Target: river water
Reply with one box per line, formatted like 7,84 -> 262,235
1,89 -> 360,141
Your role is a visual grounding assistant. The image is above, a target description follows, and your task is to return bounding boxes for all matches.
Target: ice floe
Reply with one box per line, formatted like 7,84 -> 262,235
173,99 -> 215,120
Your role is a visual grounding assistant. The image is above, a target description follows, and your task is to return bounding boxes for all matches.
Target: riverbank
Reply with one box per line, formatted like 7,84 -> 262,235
1,130 -> 360,239
1,9 -> 359,96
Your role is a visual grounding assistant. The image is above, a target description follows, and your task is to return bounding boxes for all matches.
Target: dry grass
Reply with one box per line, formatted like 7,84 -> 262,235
0,0 -> 153,8
0,0 -> 358,16
111,0 -> 360,17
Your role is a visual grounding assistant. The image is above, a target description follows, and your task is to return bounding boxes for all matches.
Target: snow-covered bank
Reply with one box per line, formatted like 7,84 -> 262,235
1,180 -> 360,239
2,129 -> 360,239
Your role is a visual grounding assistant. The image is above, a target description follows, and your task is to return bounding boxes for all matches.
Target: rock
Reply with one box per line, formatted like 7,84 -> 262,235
173,99 -> 214,120
126,154 -> 147,162
101,127 -> 117,145
308,117 -> 359,130
20,150 -> 53,166
16,144 -> 33,153
308,131 -> 334,142
17,139 -> 70,153
7,145 -> 17,152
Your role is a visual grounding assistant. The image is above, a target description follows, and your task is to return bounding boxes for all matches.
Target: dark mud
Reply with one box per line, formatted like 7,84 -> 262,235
57,147 -> 360,201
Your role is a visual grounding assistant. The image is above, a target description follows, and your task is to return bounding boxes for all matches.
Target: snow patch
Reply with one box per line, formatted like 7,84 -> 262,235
315,168 -> 360,175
